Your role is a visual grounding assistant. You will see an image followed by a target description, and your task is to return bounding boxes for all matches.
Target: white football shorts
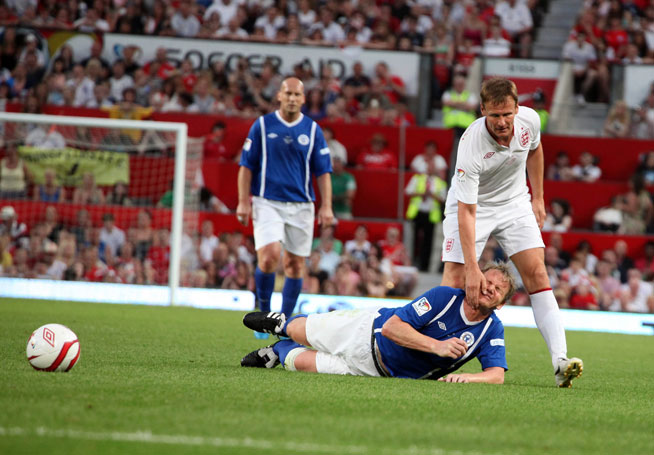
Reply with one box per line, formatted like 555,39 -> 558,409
252,196 -> 314,257
441,196 -> 545,263
306,309 -> 381,377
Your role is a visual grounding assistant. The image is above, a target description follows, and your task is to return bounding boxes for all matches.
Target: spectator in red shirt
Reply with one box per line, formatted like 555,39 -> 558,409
143,47 -> 177,80
603,16 -> 629,61
378,226 -> 408,266
145,228 -> 170,284
374,61 -> 405,104
356,133 -> 397,170
203,121 -> 235,161
568,278 -> 599,310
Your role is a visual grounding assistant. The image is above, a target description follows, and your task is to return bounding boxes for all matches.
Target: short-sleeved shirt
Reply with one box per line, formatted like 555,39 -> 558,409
331,171 -> 356,216
374,286 -> 507,379
240,111 -> 332,203
446,105 -> 541,213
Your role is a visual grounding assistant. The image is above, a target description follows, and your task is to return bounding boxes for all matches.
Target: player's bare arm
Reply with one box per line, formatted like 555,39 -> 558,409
526,142 -> 546,229
381,315 -> 468,359
316,173 -> 334,226
458,201 -> 488,308
236,166 -> 252,226
438,367 -> 505,384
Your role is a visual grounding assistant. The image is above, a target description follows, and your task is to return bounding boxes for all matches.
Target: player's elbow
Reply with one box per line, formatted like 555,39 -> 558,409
380,317 -> 401,340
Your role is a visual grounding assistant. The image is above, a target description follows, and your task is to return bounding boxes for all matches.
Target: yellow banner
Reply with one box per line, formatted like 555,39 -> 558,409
18,147 -> 130,186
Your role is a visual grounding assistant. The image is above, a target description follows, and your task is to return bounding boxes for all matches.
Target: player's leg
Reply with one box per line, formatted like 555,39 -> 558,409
495,205 -> 583,387
281,250 -> 305,317
280,202 -> 314,317
252,198 -> 285,313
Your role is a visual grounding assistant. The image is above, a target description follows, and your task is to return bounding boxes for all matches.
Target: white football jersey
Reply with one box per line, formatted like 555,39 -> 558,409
445,105 -> 541,213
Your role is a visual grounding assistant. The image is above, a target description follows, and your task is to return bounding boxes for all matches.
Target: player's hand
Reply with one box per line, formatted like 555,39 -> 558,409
318,205 -> 334,227
432,337 -> 468,359
465,265 -> 488,309
438,374 -> 470,383
236,201 -> 251,226
532,197 -> 546,229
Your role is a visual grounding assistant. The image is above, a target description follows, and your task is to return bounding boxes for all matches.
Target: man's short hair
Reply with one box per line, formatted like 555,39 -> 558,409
481,261 -> 517,305
480,77 -> 518,108
102,213 -> 115,222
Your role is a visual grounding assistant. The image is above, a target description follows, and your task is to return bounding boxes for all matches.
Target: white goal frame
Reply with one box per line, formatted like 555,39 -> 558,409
0,112 -> 188,306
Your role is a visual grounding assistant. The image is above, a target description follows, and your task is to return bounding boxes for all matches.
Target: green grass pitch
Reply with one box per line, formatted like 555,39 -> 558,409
1,298 -> 653,455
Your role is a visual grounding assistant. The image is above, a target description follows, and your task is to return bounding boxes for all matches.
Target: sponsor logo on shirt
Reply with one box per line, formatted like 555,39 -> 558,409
243,138 -> 252,151
520,128 -> 530,147
438,321 -> 447,331
319,147 -> 330,155
490,339 -> 505,347
412,297 -> 431,316
456,168 -> 465,182
445,238 -> 455,253
483,151 -> 495,159
267,133 -> 278,138
298,134 -> 310,146
461,331 -> 475,347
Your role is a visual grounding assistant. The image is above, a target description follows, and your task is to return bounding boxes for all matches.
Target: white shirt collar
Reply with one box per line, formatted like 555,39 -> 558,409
275,110 -> 304,127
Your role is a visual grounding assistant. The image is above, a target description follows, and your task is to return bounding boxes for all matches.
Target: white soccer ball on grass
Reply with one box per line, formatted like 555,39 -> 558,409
26,323 -> 81,372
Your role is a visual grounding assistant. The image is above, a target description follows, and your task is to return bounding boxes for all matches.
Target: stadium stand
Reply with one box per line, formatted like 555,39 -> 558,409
0,0 -> 652,312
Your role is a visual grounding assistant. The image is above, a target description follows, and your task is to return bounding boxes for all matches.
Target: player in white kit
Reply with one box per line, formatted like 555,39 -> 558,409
440,77 -> 583,387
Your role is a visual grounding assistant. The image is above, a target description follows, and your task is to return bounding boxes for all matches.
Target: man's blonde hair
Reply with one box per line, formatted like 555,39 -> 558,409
481,261 -> 517,305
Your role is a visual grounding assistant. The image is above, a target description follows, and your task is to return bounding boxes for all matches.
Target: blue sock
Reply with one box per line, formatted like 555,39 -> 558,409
273,339 -> 304,365
282,314 -> 307,337
254,267 -> 275,312
281,277 -> 302,317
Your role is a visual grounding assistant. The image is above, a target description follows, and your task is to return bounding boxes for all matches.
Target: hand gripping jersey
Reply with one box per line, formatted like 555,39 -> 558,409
373,287 -> 507,379
240,111 -> 332,203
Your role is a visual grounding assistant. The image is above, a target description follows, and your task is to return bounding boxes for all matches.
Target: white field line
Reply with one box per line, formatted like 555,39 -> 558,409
0,426 -> 504,455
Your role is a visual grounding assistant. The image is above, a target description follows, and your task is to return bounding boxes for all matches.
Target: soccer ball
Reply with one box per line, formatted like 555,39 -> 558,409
26,324 -> 80,372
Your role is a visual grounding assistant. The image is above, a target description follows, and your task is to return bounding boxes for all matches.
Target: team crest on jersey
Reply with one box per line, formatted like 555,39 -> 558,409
243,138 -> 252,151
483,151 -> 495,159
445,238 -> 454,252
519,128 -> 530,147
461,331 -> 475,347
298,134 -> 310,146
412,297 -> 431,316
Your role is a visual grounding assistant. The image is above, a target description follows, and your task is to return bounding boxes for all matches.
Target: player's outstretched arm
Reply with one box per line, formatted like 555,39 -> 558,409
236,166 -> 252,226
438,367 -> 505,384
381,315 -> 468,359
458,201 -> 487,307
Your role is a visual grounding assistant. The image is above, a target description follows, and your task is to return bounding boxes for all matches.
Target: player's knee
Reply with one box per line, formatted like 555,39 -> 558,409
284,256 -> 304,278
258,255 -> 278,272
286,316 -> 308,342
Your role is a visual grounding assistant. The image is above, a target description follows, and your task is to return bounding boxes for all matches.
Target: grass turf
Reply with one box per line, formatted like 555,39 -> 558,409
1,298 -> 652,455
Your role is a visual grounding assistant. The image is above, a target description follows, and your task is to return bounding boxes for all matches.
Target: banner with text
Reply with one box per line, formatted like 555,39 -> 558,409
483,58 -> 560,110
19,146 -> 129,186
103,34 -> 420,96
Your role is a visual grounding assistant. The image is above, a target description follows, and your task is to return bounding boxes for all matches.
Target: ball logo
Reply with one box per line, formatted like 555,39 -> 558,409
520,129 -> 530,147
456,168 -> 465,179
43,327 -> 55,347
461,331 -> 475,347
298,134 -> 310,146
242,138 -> 252,152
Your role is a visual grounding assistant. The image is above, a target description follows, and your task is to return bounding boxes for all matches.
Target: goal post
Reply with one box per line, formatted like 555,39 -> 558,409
0,112 -> 190,306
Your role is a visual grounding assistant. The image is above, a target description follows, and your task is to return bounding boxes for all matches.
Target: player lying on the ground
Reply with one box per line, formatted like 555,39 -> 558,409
241,262 -> 516,383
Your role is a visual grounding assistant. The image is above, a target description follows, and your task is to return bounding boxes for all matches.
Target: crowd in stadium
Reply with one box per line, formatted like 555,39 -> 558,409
0,0 -> 653,314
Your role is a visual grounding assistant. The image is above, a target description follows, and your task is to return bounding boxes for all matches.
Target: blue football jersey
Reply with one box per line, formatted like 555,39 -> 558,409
239,111 -> 332,203
374,287 -> 507,379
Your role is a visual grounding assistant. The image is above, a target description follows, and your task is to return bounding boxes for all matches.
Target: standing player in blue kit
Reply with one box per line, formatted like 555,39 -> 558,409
237,77 -> 334,338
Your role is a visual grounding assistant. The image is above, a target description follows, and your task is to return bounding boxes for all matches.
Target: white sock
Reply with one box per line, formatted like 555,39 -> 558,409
283,347 -> 310,371
530,289 -> 567,369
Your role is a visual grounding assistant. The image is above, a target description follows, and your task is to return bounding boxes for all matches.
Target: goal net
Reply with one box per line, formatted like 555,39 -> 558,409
0,112 -> 199,305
